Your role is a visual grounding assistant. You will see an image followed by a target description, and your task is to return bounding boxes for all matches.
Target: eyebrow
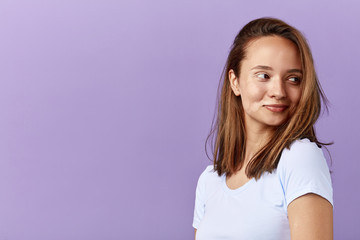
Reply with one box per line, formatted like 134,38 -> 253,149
251,65 -> 302,74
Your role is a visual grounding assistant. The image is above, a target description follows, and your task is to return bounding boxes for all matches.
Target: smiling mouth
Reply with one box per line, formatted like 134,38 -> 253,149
264,104 -> 289,113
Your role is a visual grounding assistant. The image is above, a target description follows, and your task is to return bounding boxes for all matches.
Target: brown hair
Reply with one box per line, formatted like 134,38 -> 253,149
206,17 -> 330,179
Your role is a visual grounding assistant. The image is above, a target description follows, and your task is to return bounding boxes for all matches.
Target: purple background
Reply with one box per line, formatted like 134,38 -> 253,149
0,0 -> 359,239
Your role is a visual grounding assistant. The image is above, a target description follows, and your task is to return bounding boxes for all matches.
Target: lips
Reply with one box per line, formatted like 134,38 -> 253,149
264,104 -> 289,113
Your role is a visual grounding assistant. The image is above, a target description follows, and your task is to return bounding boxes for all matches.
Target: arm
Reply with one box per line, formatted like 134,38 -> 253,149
194,229 -> 197,240
288,193 -> 333,240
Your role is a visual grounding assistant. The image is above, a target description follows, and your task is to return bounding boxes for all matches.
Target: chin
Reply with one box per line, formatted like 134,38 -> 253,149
264,118 -> 288,127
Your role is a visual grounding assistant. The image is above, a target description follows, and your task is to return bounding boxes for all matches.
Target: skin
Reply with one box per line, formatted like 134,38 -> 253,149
195,36 -> 333,239
227,36 -> 303,190
231,36 -> 303,135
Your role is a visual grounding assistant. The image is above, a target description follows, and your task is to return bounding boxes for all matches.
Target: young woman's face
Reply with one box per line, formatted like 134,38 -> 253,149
229,36 -> 302,132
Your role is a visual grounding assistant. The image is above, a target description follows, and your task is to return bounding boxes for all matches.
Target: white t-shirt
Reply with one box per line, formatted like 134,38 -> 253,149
193,139 -> 333,240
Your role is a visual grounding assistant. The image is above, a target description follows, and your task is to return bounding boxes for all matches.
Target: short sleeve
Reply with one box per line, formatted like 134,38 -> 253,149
277,139 -> 333,209
192,165 -> 212,229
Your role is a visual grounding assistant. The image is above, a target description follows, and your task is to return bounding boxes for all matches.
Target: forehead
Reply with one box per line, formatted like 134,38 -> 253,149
242,36 -> 301,70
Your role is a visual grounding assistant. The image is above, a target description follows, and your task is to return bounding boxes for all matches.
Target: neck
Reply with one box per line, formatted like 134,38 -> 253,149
244,124 -> 275,165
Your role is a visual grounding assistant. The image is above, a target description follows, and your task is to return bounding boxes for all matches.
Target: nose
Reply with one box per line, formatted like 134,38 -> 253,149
269,77 -> 286,99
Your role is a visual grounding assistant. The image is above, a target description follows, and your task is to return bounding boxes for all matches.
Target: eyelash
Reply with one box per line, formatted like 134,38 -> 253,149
256,73 -> 270,79
256,73 -> 302,84
288,76 -> 301,83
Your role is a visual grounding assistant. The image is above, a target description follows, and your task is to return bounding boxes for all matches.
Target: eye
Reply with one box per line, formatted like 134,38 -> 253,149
256,73 -> 270,79
288,76 -> 301,84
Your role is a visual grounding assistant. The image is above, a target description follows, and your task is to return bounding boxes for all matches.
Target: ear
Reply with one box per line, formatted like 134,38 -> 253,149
228,69 -> 241,96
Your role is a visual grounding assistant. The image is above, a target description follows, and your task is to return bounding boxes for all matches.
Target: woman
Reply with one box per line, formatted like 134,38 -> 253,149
193,18 -> 333,239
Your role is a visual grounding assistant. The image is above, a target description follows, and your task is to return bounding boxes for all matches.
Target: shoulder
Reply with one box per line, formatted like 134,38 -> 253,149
197,165 -> 220,185
277,138 -> 333,207
195,165 -> 223,198
283,138 -> 323,158
278,138 -> 326,170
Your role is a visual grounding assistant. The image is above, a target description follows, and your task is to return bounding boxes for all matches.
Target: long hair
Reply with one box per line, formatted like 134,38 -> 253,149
206,17 -> 330,179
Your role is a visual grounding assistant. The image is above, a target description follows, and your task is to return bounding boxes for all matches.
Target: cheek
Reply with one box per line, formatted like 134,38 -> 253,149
288,88 -> 302,110
240,87 -> 266,111
291,89 -> 302,104
240,82 -> 266,101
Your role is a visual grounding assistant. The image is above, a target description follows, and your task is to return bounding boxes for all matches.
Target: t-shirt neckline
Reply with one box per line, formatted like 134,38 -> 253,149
221,174 -> 255,195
